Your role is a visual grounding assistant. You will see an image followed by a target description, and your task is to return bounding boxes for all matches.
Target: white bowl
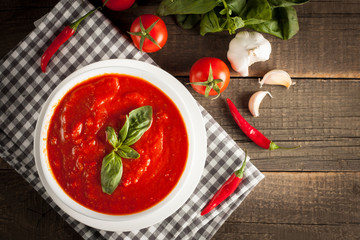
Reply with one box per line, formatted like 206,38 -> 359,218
34,59 -> 207,232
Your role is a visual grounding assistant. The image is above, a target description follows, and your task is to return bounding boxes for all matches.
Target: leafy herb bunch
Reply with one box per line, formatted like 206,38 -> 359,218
101,106 -> 153,195
157,0 -> 310,40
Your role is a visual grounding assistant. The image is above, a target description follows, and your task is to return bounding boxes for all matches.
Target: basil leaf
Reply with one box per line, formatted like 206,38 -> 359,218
267,0 -> 310,8
101,151 -> 123,195
157,0 -> 221,16
118,116 -> 129,145
243,18 -> 267,25
277,6 -> 299,39
227,16 -> 245,34
176,14 -> 202,30
123,106 -> 153,146
248,6 -> 299,40
200,10 -> 223,36
227,0 -> 246,15
117,145 -> 140,159
105,126 -> 118,148
240,0 -> 272,25
219,9 -> 227,15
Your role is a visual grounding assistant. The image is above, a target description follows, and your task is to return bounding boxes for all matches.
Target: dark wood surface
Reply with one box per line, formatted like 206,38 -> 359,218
1,0 -> 360,239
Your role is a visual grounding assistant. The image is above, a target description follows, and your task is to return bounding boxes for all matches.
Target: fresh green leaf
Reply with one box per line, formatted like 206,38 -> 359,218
213,0 -> 246,34
105,126 -> 118,148
233,16 -> 245,28
226,0 -> 246,15
176,14 -> 202,29
123,106 -> 153,146
117,145 -> 140,159
248,6 -> 299,40
101,106 -> 153,195
157,0 -> 307,39
278,6 -> 299,39
101,151 -> 123,195
267,0 -> 310,8
243,18 -> 267,25
240,0 -> 272,24
118,116 -> 129,144
200,10 -> 223,36
224,16 -> 245,34
219,8 -> 227,15
157,0 -> 221,16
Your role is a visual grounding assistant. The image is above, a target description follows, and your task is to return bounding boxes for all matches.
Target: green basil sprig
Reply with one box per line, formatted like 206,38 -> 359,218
101,106 -> 153,195
157,0 -> 309,39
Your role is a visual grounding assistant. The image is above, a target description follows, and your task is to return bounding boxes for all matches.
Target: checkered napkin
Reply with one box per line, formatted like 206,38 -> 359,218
0,0 -> 264,239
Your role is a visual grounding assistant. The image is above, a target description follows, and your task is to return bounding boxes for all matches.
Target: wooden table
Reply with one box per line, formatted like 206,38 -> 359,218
1,0 -> 359,239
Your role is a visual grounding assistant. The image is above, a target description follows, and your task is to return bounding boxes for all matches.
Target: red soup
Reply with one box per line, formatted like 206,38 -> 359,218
47,74 -> 189,215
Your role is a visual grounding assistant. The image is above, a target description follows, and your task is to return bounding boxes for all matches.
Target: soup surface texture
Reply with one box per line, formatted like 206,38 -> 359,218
47,74 -> 188,215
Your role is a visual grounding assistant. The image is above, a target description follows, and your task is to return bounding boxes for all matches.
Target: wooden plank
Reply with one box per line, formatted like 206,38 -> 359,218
0,169 -> 81,240
213,223 -> 360,240
188,77 -> 360,172
1,170 -> 359,239
212,172 -> 360,240
0,1 -> 359,240
0,0 -> 360,78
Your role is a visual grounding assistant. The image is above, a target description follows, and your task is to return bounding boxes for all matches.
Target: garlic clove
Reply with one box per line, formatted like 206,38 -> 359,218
248,91 -> 272,117
259,69 -> 295,88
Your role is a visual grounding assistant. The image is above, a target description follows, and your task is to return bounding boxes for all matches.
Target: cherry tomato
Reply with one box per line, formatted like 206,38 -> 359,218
189,57 -> 230,97
129,14 -> 168,53
103,0 -> 135,11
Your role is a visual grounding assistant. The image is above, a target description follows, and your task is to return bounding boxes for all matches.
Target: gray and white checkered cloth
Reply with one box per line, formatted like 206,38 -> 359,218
0,0 -> 264,239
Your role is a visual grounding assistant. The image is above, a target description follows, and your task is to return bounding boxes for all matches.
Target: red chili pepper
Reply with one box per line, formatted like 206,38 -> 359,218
226,98 -> 299,150
40,7 -> 99,72
201,151 -> 248,216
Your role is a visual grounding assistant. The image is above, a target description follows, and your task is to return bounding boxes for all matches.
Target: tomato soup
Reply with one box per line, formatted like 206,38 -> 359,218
47,74 -> 189,215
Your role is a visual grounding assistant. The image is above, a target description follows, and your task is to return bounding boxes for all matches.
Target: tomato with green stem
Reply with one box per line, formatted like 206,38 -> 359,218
189,57 -> 230,99
128,14 -> 168,53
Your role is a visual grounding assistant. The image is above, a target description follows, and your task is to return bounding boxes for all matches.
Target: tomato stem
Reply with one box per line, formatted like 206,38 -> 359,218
188,64 -> 223,99
128,17 -> 161,52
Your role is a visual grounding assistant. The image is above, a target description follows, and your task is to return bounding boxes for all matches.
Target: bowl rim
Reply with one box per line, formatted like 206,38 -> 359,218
33,59 -> 207,232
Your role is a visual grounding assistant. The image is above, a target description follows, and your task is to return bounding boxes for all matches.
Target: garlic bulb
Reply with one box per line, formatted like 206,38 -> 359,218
227,31 -> 271,76
259,69 -> 295,88
248,91 -> 272,117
